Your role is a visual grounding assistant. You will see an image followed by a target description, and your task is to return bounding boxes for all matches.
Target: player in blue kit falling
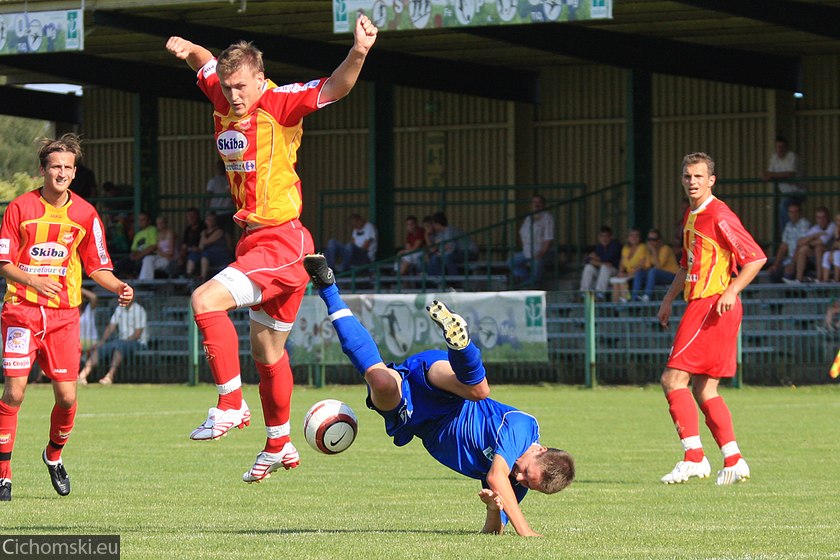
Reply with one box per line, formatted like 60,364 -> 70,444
303,254 -> 574,537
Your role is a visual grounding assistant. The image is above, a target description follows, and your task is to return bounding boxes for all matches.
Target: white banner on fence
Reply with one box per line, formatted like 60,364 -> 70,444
288,291 -> 548,366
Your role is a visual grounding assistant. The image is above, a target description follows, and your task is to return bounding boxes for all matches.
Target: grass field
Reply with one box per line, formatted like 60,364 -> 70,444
2,382 -> 839,560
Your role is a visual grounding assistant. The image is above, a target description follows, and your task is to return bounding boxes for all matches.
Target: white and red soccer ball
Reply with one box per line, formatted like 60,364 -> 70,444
303,399 -> 358,454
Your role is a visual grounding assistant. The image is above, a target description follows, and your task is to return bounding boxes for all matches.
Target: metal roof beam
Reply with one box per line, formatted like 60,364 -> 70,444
0,85 -> 82,123
0,53 -> 205,101
671,0 -> 840,40
466,22 -> 802,92
92,10 -> 539,104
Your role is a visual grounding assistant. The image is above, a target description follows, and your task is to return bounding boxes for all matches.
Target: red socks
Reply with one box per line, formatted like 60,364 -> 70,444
46,402 -> 77,462
0,401 -> 19,479
666,388 -> 704,462
700,396 -> 742,467
257,353 -> 293,453
195,311 -> 242,410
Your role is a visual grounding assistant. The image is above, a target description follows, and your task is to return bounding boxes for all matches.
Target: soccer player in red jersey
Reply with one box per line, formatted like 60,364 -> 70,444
0,134 -> 134,501
165,14 -> 378,481
657,152 -> 766,486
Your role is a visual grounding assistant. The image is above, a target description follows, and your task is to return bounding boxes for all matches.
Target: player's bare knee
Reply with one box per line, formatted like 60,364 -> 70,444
1,389 -> 24,407
364,367 -> 399,398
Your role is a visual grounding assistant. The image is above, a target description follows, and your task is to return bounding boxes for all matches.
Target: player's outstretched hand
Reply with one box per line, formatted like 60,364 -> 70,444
354,13 -> 378,52
478,488 -> 504,512
117,282 -> 134,306
165,36 -> 194,60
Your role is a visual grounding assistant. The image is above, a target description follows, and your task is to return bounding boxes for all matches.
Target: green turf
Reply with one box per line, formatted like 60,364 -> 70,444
2,383 -> 839,559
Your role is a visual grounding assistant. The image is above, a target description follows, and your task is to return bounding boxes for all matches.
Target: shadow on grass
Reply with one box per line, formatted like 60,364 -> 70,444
18,526 -> 477,537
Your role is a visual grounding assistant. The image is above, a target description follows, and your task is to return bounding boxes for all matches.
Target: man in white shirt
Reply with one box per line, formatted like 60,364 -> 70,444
763,136 -> 804,231
511,195 -> 555,286
325,213 -> 378,272
792,206 -> 835,282
78,300 -> 148,385
767,202 -> 811,283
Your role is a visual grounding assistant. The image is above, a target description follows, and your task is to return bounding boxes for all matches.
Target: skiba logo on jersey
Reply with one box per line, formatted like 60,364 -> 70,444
217,131 -> 248,156
29,242 -> 69,261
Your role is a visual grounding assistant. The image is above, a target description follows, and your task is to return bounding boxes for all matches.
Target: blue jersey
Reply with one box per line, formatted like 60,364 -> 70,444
370,350 -> 540,501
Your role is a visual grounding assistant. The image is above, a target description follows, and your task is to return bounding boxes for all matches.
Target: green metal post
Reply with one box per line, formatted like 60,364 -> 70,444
734,325 -> 743,389
584,290 -> 597,388
188,302 -> 198,386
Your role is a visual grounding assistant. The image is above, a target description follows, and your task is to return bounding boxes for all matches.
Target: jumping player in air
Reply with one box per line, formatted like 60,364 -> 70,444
658,152 -> 766,485
0,134 -> 134,502
302,253 -> 575,536
164,14 -> 377,480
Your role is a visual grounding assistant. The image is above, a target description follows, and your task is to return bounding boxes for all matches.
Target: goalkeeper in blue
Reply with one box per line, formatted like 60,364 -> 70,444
303,254 -> 574,537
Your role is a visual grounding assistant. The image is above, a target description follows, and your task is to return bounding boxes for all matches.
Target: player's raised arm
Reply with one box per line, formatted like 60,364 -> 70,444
485,455 -> 541,537
165,36 -> 213,72
321,13 -> 378,103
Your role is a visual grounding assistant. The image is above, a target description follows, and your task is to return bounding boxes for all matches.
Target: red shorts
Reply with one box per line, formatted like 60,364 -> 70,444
666,295 -> 742,378
1,303 -> 81,382
230,220 -> 315,325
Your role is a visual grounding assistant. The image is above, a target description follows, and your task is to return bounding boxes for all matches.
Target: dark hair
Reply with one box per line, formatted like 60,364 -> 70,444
405,215 -> 418,223
535,448 -> 575,494
38,133 -> 82,169
598,225 -> 613,235
681,152 -> 716,177
431,211 -> 448,227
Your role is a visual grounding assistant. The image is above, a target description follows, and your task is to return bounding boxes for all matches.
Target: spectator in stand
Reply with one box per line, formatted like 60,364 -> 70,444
762,135 -> 804,231
767,202 -> 810,283
510,194 -> 555,287
819,212 -> 840,283
632,229 -> 679,301
69,159 -> 97,200
823,297 -> 840,331
198,212 -> 234,282
105,212 -> 132,256
579,225 -> 621,300
325,213 -> 378,272
426,211 -> 479,278
790,206 -> 835,283
114,212 -> 157,279
610,228 -> 652,303
395,215 -> 426,276
138,215 -> 177,281
78,300 -> 148,385
206,159 -> 235,235
177,207 -> 205,278
79,288 -> 99,362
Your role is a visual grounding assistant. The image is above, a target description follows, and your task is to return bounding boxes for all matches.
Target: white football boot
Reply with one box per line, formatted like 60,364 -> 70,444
715,458 -> 750,485
660,456 -> 711,484
242,443 -> 300,483
427,300 -> 470,350
189,400 -> 251,440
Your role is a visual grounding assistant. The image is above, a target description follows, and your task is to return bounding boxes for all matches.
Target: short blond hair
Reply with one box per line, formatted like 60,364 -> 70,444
217,41 -> 264,78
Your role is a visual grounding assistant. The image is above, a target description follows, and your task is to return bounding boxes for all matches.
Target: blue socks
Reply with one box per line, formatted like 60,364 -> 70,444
448,341 -> 486,386
319,285 -> 381,374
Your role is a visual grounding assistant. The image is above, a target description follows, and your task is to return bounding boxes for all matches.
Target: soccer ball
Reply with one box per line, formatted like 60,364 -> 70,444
303,399 -> 358,454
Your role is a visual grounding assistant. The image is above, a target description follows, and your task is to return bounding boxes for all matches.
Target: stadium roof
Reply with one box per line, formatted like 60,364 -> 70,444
1,0 -> 840,118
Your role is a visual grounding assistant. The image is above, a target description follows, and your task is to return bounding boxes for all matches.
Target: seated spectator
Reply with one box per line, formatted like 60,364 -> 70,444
79,288 -> 99,359
824,297 -> 840,332
177,207 -> 205,278
510,194 -> 555,287
631,229 -> 679,301
105,212 -> 132,256
609,228 -> 652,302
767,202 -> 810,283
579,225 -> 621,299
198,211 -> 234,281
114,212 -> 158,279
395,215 -> 426,275
206,160 -> 235,235
425,211 -> 479,278
820,212 -> 840,283
325,213 -> 378,272
78,300 -> 148,385
138,215 -> 176,280
791,206 -> 835,283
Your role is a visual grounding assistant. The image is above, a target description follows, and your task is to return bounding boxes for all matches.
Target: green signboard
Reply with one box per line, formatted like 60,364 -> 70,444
0,9 -> 83,55
334,0 -> 612,33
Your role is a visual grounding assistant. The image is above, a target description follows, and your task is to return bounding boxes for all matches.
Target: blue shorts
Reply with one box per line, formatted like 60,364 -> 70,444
366,350 -> 463,447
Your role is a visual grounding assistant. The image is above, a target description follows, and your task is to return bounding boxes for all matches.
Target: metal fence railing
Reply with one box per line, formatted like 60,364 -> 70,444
47,283 -> 839,387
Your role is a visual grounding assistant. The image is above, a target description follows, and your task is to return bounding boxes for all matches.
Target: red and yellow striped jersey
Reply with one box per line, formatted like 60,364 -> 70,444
197,59 -> 332,229
0,190 -> 112,308
680,196 -> 766,301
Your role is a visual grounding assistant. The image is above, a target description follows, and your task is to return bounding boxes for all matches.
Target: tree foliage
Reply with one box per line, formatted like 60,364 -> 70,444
0,116 -> 51,203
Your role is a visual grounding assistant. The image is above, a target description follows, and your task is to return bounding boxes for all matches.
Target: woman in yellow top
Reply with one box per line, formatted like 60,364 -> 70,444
632,229 -> 680,301
610,228 -> 652,302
